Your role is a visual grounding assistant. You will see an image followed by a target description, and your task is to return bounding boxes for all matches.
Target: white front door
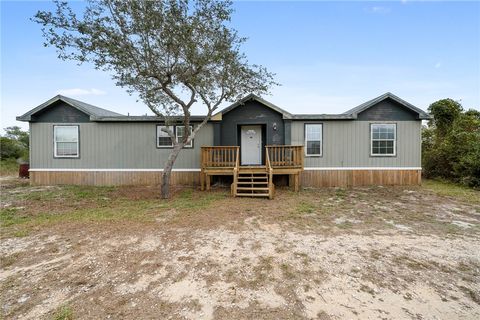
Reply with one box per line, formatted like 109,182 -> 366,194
241,125 -> 262,165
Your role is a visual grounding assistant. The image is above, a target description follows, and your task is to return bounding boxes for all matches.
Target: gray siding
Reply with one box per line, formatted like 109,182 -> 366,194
30,122 -> 213,169
291,120 -> 421,168
357,99 -> 418,121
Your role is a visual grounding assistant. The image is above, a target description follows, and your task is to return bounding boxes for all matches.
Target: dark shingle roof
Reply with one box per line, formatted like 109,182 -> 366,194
17,92 -> 430,122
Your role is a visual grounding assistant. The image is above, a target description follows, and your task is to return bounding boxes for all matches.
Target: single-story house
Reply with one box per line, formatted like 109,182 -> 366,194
17,92 -> 430,198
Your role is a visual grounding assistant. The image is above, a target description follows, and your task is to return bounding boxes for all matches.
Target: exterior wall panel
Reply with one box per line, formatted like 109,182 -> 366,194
301,169 -> 421,187
30,171 -> 200,186
30,122 -> 213,169
291,120 -> 421,168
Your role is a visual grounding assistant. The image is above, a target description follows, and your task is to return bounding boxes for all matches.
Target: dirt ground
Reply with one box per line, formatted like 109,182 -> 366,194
1,177 -> 479,319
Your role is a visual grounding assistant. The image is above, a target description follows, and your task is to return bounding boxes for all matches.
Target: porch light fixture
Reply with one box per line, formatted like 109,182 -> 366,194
272,122 -> 277,131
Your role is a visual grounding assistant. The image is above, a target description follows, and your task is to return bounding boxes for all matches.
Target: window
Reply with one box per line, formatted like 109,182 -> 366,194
176,126 -> 193,148
156,125 -> 194,148
54,125 -> 79,158
371,123 -> 396,156
305,124 -> 322,156
157,125 -> 174,147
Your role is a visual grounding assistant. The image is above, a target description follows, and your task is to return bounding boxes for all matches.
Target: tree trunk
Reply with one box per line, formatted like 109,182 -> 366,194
161,144 -> 183,199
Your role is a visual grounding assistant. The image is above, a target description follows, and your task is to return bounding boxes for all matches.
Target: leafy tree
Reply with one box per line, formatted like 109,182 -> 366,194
0,137 -> 23,160
422,99 -> 480,188
0,126 -> 29,161
427,98 -> 463,138
34,0 -> 277,198
4,126 -> 29,149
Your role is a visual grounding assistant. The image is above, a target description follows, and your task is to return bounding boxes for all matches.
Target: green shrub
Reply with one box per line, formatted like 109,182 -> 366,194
423,99 -> 480,188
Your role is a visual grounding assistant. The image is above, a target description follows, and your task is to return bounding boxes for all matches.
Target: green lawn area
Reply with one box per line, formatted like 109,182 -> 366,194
423,179 -> 480,204
0,159 -> 18,176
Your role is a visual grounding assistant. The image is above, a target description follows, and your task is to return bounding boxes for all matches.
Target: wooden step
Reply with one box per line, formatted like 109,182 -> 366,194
237,187 -> 269,191
237,176 -> 267,179
235,193 -> 270,197
237,181 -> 268,185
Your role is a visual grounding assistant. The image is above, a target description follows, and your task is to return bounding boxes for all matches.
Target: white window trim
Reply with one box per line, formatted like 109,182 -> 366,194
176,125 -> 193,148
370,123 -> 396,157
305,123 -> 323,157
53,125 -> 79,158
156,125 -> 174,148
156,125 -> 194,148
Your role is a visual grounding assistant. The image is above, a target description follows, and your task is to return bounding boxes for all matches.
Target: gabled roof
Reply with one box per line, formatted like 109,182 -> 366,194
343,92 -> 431,120
215,93 -> 293,119
16,95 -> 123,121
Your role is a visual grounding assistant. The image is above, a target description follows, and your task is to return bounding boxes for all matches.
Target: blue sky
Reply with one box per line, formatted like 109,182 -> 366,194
1,1 -> 479,132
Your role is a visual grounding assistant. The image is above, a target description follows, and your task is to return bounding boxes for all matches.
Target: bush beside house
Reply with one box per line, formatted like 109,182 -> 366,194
0,126 -> 29,176
422,99 -> 480,188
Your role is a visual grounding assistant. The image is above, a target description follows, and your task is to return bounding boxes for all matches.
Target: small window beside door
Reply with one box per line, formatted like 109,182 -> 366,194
305,124 -> 323,156
54,125 -> 79,158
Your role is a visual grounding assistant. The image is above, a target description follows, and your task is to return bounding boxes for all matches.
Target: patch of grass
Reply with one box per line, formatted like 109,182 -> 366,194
280,263 -> 296,279
336,221 -> 354,229
0,208 -> 29,227
0,158 -> 18,176
0,253 -> 20,268
335,188 -> 347,199
159,189 -> 227,211
52,304 -> 74,320
0,199 -> 155,232
294,200 -> 316,214
423,179 -> 480,204
13,229 -> 29,237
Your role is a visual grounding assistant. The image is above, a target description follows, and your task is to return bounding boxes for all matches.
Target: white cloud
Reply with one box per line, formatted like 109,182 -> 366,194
369,6 -> 391,14
56,88 -> 106,96
435,62 -> 442,69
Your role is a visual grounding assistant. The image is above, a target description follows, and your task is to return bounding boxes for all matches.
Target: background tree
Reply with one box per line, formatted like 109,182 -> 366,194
0,126 -> 29,161
34,0 -> 277,198
422,99 -> 480,188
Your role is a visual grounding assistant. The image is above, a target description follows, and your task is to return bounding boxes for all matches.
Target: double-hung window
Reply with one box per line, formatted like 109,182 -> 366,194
157,125 -> 174,148
156,125 -> 193,148
176,126 -> 193,148
305,124 -> 322,156
54,125 -> 79,158
371,123 -> 396,156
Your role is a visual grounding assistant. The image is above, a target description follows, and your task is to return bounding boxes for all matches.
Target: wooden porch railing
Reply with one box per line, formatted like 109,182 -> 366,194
265,147 -> 274,199
201,146 -> 240,168
266,145 -> 304,168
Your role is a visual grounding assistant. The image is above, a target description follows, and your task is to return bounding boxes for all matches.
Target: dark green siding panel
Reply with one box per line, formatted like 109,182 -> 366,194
357,98 -> 418,121
284,120 -> 292,145
220,100 -> 284,146
32,101 -> 91,123
213,122 -> 221,146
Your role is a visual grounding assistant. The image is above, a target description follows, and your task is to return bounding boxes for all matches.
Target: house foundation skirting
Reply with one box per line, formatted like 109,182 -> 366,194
29,168 -> 422,187
301,169 -> 422,187
29,169 -> 200,186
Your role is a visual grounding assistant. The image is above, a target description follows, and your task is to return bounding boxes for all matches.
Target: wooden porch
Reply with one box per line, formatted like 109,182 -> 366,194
200,145 -> 304,199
